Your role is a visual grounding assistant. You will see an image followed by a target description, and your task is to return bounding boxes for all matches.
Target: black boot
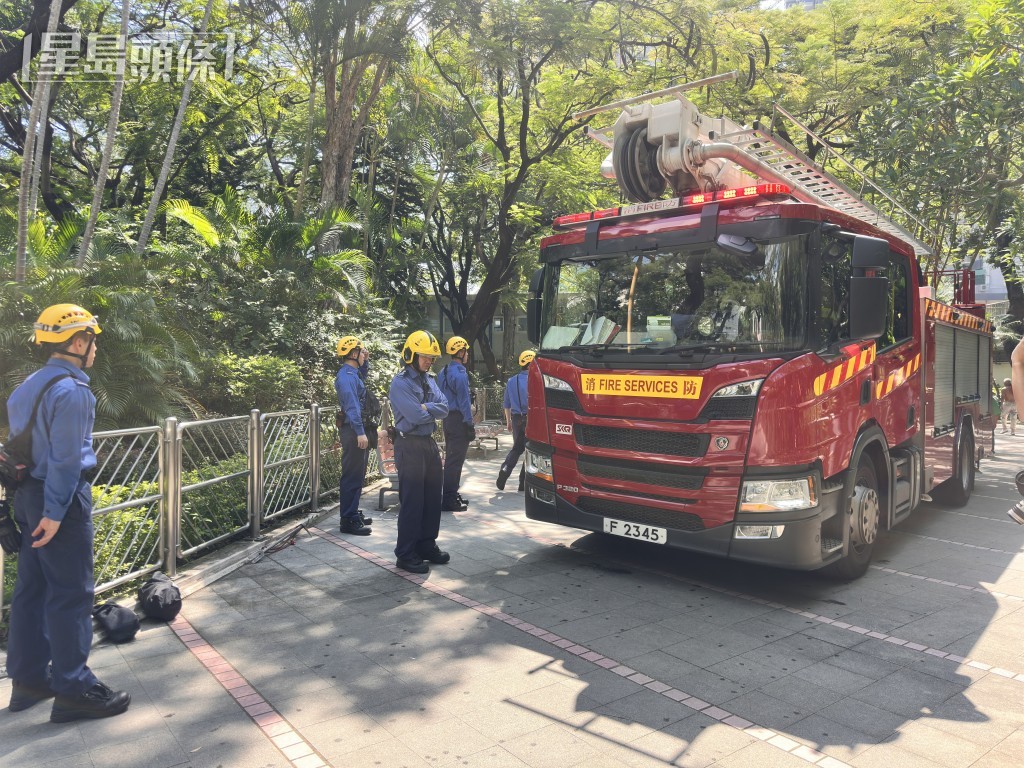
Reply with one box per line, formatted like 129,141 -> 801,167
9,680 -> 56,712
441,497 -> 468,512
50,682 -> 130,723
496,466 -> 511,490
358,510 -> 373,525
395,557 -> 429,574
418,546 -> 451,564
340,516 -> 372,535
456,493 -> 470,508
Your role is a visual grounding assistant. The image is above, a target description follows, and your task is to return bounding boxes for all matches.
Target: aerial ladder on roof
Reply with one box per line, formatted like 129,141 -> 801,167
575,72 -> 934,258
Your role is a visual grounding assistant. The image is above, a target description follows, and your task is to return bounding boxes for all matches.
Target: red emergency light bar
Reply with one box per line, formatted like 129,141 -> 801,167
551,183 -> 792,230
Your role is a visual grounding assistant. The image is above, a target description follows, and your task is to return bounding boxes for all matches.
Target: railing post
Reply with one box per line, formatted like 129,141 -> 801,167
309,403 -> 320,513
247,409 -> 263,539
160,416 -> 179,577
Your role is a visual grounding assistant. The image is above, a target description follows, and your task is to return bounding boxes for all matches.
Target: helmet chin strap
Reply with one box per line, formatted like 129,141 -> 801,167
55,333 -> 95,368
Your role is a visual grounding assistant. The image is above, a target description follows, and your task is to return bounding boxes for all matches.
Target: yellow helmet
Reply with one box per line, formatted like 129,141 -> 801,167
446,336 -> 469,356
402,330 -> 441,364
33,304 -> 102,345
336,335 -> 362,358
518,350 -> 536,367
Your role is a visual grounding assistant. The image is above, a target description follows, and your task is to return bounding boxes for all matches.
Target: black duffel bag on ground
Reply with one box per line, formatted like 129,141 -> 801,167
92,602 -> 140,643
138,571 -> 182,621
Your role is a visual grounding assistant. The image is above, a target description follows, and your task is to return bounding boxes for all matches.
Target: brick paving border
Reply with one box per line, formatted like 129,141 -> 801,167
168,615 -> 330,768
309,526 -> 852,768
464,515 -> 1024,688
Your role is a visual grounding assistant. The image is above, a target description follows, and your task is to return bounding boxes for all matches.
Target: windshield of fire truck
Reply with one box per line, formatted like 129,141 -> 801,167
540,235 -> 810,354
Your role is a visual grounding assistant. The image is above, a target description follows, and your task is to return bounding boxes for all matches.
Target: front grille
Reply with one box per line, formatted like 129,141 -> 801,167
575,424 -> 708,457
699,396 -> 756,420
577,455 -> 706,490
545,389 -> 584,413
578,497 -> 705,532
582,483 -> 696,505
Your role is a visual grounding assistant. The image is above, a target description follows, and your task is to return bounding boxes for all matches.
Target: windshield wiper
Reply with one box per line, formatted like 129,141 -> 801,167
656,341 -> 790,355
552,343 -> 613,356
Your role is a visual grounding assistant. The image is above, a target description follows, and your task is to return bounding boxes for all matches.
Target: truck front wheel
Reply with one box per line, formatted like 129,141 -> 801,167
825,460 -> 880,581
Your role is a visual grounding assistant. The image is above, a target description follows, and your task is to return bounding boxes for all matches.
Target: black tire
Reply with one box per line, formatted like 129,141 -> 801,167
824,459 -> 880,581
933,427 -> 975,507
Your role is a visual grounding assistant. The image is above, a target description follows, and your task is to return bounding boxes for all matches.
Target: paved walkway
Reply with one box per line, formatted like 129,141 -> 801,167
4,435 -> 1024,767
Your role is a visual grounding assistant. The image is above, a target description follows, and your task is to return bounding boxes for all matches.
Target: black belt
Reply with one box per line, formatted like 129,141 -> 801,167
397,432 -> 434,440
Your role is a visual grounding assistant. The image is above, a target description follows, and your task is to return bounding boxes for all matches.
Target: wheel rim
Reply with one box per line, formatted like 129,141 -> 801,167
850,483 -> 880,551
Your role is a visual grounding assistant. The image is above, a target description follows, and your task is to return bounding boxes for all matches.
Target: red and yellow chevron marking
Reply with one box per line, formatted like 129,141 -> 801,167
875,354 -> 921,400
924,298 -> 993,334
814,343 -> 876,397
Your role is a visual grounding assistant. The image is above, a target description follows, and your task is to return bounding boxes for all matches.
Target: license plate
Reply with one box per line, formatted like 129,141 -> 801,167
603,517 -> 667,544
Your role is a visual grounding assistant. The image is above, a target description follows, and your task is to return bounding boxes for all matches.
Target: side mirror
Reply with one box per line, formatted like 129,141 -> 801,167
848,275 -> 889,340
852,235 -> 889,270
527,268 -> 545,345
527,298 -> 542,344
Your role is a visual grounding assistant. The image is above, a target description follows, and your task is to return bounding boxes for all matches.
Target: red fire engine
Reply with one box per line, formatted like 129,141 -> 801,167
522,76 -> 995,579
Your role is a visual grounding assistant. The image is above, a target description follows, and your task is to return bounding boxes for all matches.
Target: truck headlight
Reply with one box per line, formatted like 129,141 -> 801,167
543,374 -> 573,391
740,476 -> 816,512
712,378 -> 763,398
525,448 -> 553,482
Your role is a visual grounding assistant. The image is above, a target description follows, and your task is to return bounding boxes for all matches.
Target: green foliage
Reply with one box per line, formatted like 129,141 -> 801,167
0,212 -> 199,430
197,353 -> 304,415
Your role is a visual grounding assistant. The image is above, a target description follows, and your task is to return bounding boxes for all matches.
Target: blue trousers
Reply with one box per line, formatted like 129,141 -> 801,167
502,413 -> 527,483
7,478 -> 99,696
339,425 -> 368,520
394,435 -> 443,561
441,416 -> 470,505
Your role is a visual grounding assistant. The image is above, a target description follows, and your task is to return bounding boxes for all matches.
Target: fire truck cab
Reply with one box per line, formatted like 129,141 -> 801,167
522,78 -> 994,579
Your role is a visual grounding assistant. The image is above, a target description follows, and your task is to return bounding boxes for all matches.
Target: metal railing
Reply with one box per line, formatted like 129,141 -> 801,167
1,402 -> 376,615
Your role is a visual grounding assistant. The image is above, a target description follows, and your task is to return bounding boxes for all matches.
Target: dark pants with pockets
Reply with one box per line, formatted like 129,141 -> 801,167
339,424 -> 368,521
501,413 -> 527,485
394,435 -> 443,561
442,415 -> 470,505
7,478 -> 99,696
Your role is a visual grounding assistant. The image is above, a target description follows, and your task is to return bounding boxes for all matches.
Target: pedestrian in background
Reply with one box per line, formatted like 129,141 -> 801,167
1009,340 -> 1024,524
5,304 -> 131,721
439,336 -> 475,512
388,331 -> 450,574
1000,377 -> 1016,435
335,336 -> 373,535
496,350 -> 535,491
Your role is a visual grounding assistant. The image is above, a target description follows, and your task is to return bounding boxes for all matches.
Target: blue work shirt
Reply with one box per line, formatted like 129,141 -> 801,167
503,371 -> 529,415
334,364 -> 366,437
6,358 -> 96,522
388,366 -> 449,435
438,362 -> 473,426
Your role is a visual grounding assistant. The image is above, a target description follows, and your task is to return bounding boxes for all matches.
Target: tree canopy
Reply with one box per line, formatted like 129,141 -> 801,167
1,0 -> 1021,425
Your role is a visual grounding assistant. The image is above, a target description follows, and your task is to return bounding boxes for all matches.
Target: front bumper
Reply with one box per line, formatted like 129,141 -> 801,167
524,474 -> 845,571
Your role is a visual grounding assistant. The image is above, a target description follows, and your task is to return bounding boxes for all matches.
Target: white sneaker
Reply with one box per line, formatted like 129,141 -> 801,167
1008,501 -> 1024,525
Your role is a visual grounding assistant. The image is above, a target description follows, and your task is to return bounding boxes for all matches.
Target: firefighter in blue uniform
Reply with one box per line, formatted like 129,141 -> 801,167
335,336 -> 373,535
438,336 -> 475,512
388,331 -> 450,574
497,350 -> 535,491
5,304 -> 131,721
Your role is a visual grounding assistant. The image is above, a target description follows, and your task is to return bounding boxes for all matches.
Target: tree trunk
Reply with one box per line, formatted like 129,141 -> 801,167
136,0 -> 215,254
14,0 -> 63,283
78,0 -> 129,265
457,216 -> 518,377
320,48 -> 388,207
293,72 -> 318,218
